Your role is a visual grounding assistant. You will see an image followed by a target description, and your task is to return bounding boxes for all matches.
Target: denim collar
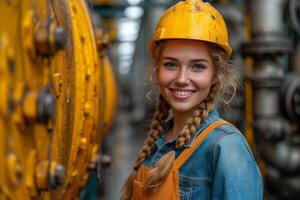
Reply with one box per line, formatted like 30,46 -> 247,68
155,108 -> 220,149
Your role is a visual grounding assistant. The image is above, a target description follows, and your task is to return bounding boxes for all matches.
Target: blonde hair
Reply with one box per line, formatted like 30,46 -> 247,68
121,41 -> 238,200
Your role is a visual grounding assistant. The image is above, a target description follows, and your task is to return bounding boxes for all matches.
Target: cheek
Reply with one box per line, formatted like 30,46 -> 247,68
157,68 -> 173,87
194,73 -> 214,89
157,70 -> 169,101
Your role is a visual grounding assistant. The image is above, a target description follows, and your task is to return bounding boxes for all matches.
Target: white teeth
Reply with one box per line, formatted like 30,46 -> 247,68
174,90 -> 193,96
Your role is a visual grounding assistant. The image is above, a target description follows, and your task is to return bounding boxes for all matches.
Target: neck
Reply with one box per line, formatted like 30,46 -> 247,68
167,108 -> 196,140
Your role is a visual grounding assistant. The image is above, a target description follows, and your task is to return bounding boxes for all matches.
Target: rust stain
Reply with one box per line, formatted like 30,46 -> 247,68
171,7 -> 176,16
195,2 -> 201,12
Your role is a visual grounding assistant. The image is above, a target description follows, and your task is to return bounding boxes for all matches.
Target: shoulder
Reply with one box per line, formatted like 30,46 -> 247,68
212,124 -> 254,158
189,120 -> 254,162
203,123 -> 250,150
207,123 -> 258,172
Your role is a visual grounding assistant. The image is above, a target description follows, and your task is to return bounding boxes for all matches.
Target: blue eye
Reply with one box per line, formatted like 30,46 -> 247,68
192,64 -> 206,71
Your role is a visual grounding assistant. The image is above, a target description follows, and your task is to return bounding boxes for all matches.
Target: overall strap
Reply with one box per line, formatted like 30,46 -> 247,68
175,120 -> 231,170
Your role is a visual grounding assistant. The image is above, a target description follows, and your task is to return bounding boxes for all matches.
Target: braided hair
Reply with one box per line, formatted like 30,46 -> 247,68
121,96 -> 170,200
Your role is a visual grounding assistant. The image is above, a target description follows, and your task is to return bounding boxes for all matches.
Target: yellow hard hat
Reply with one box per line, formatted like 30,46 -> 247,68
149,0 -> 232,57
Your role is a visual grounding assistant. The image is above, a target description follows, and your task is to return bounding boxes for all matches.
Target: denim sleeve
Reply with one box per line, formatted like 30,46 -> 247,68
211,132 -> 263,200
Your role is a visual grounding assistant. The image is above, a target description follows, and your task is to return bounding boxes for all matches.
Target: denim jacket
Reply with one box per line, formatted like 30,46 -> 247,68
144,109 -> 263,200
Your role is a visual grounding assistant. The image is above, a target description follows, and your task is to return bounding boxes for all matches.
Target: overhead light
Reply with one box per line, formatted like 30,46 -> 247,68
118,42 -> 135,56
118,19 -> 140,41
124,6 -> 144,19
127,0 -> 143,5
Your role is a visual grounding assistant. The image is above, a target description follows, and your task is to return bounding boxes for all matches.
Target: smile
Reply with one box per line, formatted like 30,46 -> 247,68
170,88 -> 195,98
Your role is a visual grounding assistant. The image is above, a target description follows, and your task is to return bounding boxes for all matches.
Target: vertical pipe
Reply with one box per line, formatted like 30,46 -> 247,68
250,0 -> 284,36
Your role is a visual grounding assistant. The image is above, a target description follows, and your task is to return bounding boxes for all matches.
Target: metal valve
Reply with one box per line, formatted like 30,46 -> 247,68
281,74 -> 300,122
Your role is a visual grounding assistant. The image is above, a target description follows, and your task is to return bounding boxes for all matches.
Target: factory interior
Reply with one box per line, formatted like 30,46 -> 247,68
0,0 -> 300,199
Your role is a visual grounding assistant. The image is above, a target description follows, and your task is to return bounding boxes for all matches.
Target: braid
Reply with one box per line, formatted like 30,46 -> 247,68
121,96 -> 169,200
134,96 -> 170,169
175,84 -> 218,149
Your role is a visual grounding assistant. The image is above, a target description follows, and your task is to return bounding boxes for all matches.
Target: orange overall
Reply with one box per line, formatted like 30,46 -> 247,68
131,120 -> 229,200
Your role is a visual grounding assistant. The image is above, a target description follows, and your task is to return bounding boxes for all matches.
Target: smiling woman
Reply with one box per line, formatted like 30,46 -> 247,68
157,40 -> 217,142
121,0 -> 263,200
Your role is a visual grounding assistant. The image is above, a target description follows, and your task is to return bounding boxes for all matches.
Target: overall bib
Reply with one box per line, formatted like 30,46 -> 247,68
131,120 -> 229,200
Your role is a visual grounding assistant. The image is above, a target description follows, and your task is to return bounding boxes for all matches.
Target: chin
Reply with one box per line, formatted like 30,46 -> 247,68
171,104 -> 198,113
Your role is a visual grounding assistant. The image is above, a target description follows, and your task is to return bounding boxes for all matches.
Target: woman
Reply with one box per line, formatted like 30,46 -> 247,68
121,0 -> 263,199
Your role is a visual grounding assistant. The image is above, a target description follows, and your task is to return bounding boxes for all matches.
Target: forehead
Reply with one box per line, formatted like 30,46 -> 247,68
160,39 -> 211,59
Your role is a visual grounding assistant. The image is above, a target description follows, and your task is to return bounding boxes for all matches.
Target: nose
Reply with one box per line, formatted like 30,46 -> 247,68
176,68 -> 190,85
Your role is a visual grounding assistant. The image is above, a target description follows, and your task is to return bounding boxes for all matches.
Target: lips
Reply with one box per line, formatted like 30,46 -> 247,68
170,88 -> 195,99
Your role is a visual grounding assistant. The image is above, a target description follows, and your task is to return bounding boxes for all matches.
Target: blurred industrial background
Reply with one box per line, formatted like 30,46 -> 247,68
0,0 -> 299,199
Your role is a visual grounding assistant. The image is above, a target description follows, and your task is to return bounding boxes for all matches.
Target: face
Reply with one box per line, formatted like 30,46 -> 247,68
157,40 -> 215,115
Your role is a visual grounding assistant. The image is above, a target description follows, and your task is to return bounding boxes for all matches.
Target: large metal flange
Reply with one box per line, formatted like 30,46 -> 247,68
0,0 -> 117,199
241,36 -> 292,56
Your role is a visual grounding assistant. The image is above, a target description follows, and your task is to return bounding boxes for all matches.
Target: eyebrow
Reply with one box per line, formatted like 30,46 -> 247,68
162,57 -> 209,63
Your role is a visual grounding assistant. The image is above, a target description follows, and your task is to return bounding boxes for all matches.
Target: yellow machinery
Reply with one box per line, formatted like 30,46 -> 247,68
0,0 -> 117,199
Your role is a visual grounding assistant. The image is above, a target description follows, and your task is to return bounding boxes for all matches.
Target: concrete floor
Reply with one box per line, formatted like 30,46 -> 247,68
98,109 -> 148,200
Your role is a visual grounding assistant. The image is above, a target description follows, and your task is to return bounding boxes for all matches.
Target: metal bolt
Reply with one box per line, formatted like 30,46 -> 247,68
37,90 -> 56,123
54,27 -> 67,51
49,163 -> 65,189
36,161 -> 65,190
34,22 -> 66,57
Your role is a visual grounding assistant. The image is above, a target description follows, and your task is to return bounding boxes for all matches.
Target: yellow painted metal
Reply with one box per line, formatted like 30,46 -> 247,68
0,0 -> 117,199
101,56 -> 117,135
22,92 -> 38,122
149,0 -> 232,56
